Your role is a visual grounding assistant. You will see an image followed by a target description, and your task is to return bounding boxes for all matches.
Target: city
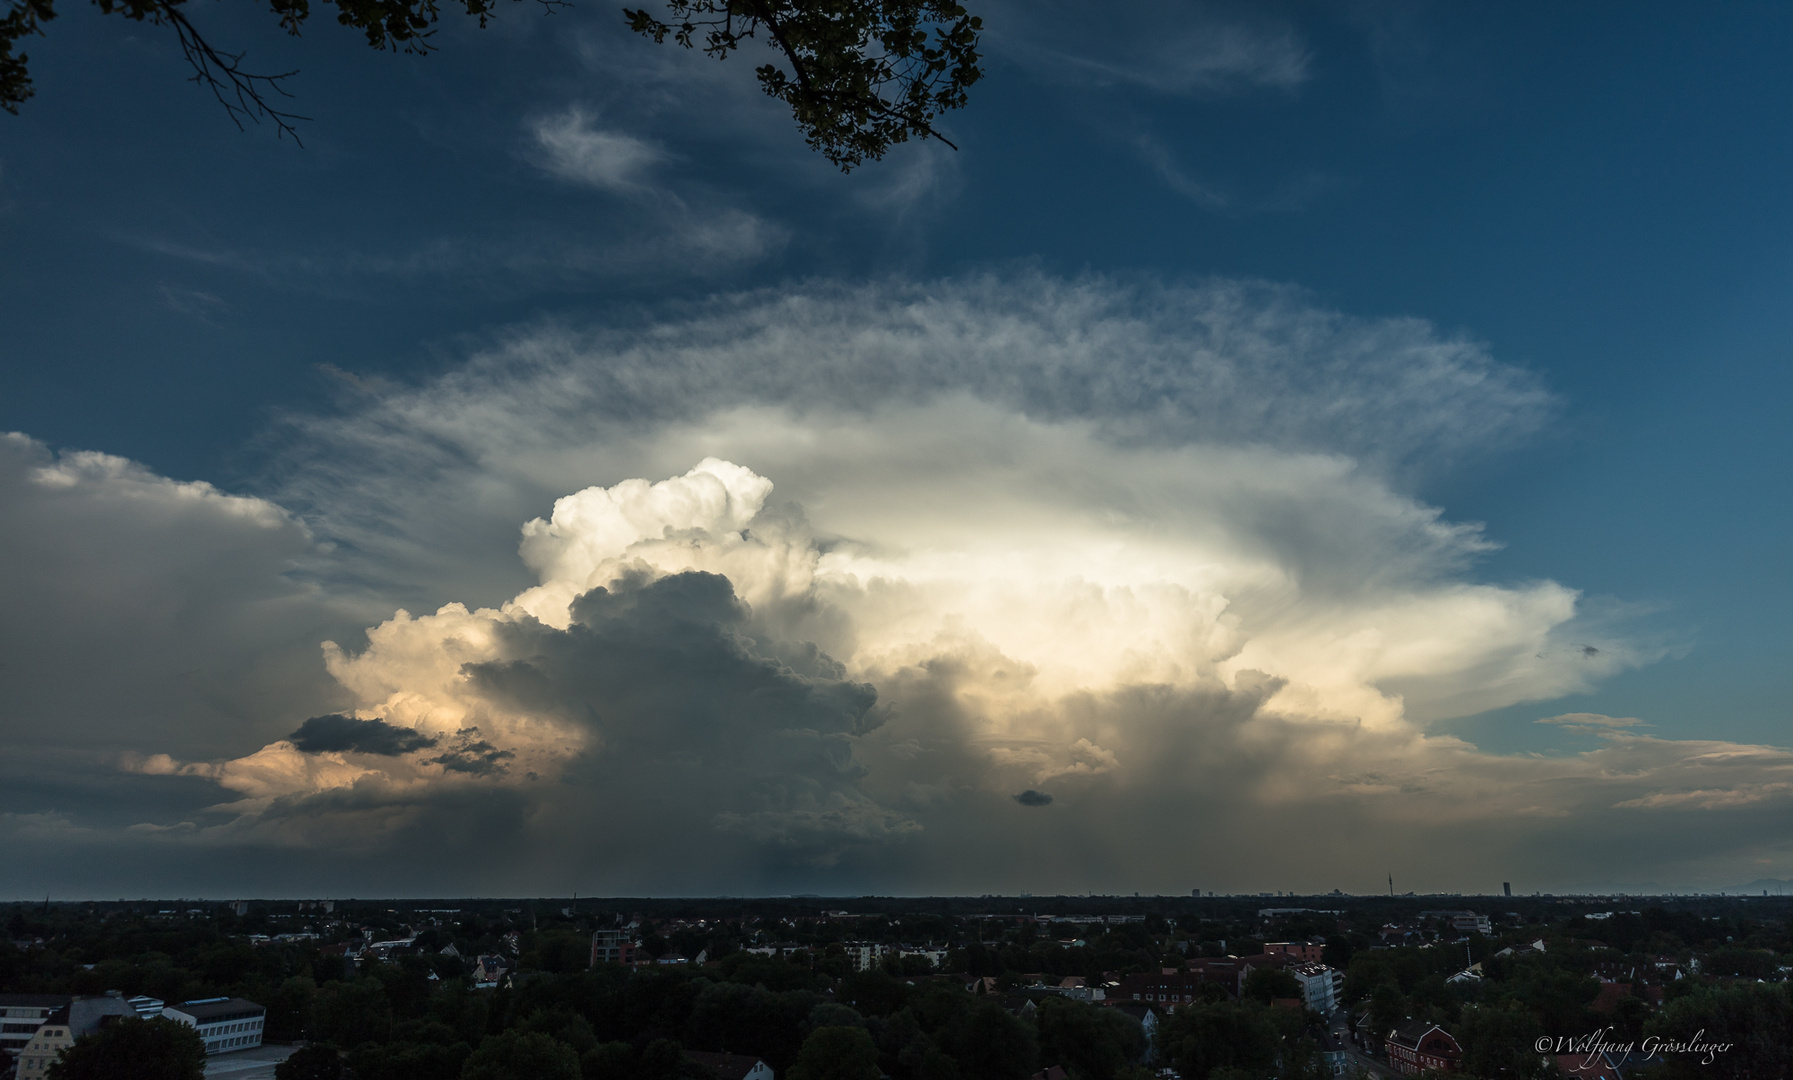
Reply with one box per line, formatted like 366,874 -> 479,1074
6,2 -> 1793,1079
2,891 -> 1786,1078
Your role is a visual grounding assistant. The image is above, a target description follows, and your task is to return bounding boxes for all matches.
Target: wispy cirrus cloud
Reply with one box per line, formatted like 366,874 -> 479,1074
530,108 -> 670,193
985,1 -> 1312,96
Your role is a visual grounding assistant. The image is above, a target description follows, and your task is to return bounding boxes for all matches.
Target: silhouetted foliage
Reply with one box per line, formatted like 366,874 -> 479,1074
624,0 -> 980,169
44,1016 -> 206,1080
462,1028 -> 582,1080
3,0 -> 979,168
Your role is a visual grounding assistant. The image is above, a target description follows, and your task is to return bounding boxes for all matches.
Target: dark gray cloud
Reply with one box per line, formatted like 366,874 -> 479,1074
287,714 -> 439,756
0,434 -> 366,762
427,731 -> 516,775
460,571 -> 906,864
1012,790 -> 1053,806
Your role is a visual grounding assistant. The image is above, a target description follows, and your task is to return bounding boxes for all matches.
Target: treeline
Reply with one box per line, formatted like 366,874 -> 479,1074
1338,920 -> 1793,1080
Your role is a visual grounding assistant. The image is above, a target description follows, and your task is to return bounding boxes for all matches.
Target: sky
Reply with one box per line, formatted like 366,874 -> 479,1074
1,0 -> 1790,899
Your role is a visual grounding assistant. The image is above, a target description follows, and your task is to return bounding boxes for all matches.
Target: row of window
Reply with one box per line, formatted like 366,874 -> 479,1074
207,1034 -> 259,1052
202,1019 -> 262,1035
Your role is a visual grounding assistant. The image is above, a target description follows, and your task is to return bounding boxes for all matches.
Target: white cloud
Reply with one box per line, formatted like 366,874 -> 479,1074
8,275 -> 1785,894
0,433 -> 365,762
531,108 -> 669,192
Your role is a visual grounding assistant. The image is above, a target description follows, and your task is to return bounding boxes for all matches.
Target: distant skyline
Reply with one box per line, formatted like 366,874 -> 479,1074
2,1 -> 1790,899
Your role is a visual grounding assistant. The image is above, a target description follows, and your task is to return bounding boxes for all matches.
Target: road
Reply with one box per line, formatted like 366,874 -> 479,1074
202,1044 -> 296,1080
1331,1023 -> 1398,1079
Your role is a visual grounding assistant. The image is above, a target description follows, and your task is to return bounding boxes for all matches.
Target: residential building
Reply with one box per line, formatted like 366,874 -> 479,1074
1263,941 -> 1324,963
1184,957 -> 1250,998
1116,972 -> 1210,1010
0,996 -> 67,1063
10,1010 -> 71,1079
1385,1021 -> 1462,1075
11,995 -> 136,1078
161,997 -> 266,1055
683,1051 -> 774,1080
844,942 -> 893,972
899,945 -> 948,968
1419,910 -> 1492,936
1316,1031 -> 1348,1077
1033,976 -> 1104,1003
590,928 -> 637,967
1349,1007 -> 1381,1056
473,955 -> 509,986
1106,1002 -> 1158,1058
1290,963 -> 1337,1015
1451,913 -> 1493,936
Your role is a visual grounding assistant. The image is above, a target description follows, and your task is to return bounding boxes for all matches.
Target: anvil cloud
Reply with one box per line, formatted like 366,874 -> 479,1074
3,276 -> 1785,896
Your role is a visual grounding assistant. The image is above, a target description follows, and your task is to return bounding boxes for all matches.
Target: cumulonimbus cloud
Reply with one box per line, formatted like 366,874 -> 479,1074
6,275 -> 1787,894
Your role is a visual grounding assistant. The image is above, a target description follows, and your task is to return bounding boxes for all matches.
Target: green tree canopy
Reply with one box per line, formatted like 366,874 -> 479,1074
1155,1002 -> 1278,1080
44,1016 -> 207,1080
273,1043 -> 344,1080
1241,966 -> 1302,1005
461,1029 -> 582,1080
1034,995 -> 1147,1080
1644,983 -> 1793,1080
790,1025 -> 882,1080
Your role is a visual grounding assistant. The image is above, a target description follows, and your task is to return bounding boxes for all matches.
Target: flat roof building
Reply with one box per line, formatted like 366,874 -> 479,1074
161,997 -> 266,1056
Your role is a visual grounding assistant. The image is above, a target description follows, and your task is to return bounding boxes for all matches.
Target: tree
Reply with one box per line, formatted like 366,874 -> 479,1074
1644,983 -> 1793,1080
344,1039 -> 470,1080
0,0 -> 563,140
625,0 -> 980,169
2,0 -> 979,168
1155,1002 -> 1277,1080
460,1029 -> 582,1080
44,1017 -> 207,1080
937,1003 -> 1037,1080
1034,996 -> 1148,1080
1453,1003 -> 1550,1080
790,1025 -> 883,1080
310,976 -> 393,1046
273,1043 -> 344,1080
1241,966 -> 1302,1005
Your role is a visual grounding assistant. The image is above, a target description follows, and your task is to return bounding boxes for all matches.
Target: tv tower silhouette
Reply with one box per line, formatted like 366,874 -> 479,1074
1388,873 -> 1394,896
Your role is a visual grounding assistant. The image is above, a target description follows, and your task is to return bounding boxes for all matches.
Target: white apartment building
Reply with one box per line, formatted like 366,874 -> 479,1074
1290,963 -> 1338,1016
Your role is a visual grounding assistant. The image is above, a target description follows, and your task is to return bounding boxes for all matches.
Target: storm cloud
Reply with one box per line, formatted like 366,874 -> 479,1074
288,715 -> 439,756
4,275 -> 1784,896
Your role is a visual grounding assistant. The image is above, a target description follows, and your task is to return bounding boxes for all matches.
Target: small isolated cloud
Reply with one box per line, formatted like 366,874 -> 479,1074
531,108 -> 668,192
158,285 -> 228,322
1013,790 -> 1054,807
1538,712 -> 1649,731
287,714 -> 439,756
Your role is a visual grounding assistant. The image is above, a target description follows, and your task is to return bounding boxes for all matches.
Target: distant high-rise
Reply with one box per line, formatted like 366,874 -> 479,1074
1503,882 -> 1512,897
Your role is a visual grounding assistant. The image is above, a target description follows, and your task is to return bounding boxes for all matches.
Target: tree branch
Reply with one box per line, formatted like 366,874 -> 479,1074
165,6 -> 310,144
